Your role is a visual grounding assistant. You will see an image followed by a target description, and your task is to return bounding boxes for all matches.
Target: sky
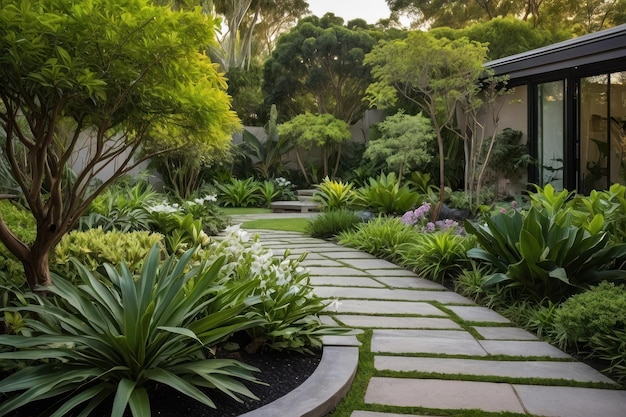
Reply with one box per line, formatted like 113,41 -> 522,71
306,0 -> 394,24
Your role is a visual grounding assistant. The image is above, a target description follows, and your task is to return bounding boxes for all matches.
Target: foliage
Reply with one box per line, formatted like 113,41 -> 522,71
487,128 -> 536,179
364,111 -> 435,182
570,183 -> 626,244
0,0 -> 240,289
238,105 -> 293,180
352,172 -> 421,215
465,207 -> 626,302
203,225 -> 350,353
307,209 -> 363,239
277,113 -> 351,183
0,201 -> 36,282
79,180 -> 158,232
216,178 -> 263,207
259,180 -> 281,208
396,230 -> 475,283
226,64 -> 264,125
454,262 -> 502,306
338,216 -> 419,261
553,281 -> 626,381
501,300 -> 559,340
263,16 -> 377,124
365,31 -> 490,218
51,229 -> 164,283
388,0 -> 625,32
314,177 -> 355,211
0,247 -> 263,417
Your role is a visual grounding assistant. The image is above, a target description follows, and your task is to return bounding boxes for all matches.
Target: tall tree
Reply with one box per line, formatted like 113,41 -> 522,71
207,0 -> 309,71
263,15 -> 377,125
0,0 -> 240,289
365,31 -> 490,217
387,0 -> 626,30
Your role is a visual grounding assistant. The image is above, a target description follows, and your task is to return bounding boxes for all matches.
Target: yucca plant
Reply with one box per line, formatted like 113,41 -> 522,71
0,246 -> 264,417
465,207 -> 626,302
313,177 -> 355,211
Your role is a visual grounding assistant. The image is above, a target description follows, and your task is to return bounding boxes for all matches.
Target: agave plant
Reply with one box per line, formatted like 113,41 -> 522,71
0,246 -> 263,417
465,207 -> 626,302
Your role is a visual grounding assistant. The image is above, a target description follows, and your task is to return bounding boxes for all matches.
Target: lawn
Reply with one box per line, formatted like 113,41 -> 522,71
241,218 -> 310,232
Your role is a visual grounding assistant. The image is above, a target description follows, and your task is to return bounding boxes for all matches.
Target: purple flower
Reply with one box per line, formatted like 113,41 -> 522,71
500,207 -> 507,214
425,222 -> 436,232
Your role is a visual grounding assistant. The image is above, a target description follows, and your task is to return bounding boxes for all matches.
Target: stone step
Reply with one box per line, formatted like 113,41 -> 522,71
296,188 -> 317,197
269,200 -> 320,213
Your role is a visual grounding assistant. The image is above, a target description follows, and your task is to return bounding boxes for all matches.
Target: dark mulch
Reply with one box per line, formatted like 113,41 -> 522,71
3,342 -> 321,417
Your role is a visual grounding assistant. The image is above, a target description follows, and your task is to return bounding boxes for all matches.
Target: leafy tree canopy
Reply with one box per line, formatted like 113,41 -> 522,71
0,0 -> 240,288
262,14 -> 378,125
430,17 -> 571,60
364,111 -> 434,182
387,0 -> 626,33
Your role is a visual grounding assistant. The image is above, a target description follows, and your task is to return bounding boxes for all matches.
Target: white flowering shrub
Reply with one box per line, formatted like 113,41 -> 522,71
202,225 -> 349,353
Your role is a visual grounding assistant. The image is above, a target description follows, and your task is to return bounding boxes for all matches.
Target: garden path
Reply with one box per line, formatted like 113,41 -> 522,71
232,214 -> 626,417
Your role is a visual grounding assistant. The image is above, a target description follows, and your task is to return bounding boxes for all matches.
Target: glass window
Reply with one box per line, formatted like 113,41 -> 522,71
537,81 -> 564,189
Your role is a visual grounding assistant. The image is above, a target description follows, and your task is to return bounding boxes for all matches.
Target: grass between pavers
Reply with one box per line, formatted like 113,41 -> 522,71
240,218 -> 310,232
326,330 -> 531,417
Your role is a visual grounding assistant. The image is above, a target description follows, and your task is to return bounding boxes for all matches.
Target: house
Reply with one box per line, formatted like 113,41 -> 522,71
485,23 -> 626,193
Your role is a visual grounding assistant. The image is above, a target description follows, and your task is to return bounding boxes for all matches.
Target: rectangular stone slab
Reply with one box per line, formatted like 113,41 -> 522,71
514,384 -> 626,417
334,315 -> 461,329
371,329 -> 488,356
478,340 -> 572,359
446,305 -> 511,323
313,287 -> 473,304
375,276 -> 447,290
310,277 -> 386,288
365,377 -> 525,413
323,300 -> 445,316
374,356 -> 615,383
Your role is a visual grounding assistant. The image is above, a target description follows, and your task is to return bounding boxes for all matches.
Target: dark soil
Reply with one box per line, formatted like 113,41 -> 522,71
4,343 -> 322,417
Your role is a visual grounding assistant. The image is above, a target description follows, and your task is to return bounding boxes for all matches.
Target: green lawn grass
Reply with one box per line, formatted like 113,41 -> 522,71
241,218 -> 310,232
221,207 -> 272,215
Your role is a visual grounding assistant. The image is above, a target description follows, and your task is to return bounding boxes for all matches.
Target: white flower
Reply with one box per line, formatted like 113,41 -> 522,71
204,194 -> 217,202
193,198 -> 204,204
148,203 -> 177,213
328,298 -> 342,312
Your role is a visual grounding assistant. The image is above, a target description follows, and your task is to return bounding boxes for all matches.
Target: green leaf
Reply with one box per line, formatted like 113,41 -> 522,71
112,379 -> 137,417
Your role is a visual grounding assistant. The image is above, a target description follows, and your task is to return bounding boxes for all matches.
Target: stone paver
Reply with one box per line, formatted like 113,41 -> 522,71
324,299 -> 446,316
307,266 -> 370,276
474,326 -> 538,340
375,276 -> 447,290
238,224 -> 626,417
446,305 -> 511,323
371,329 -> 488,356
374,356 -> 615,383
334,315 -> 461,329
313,287 -> 473,304
341,258 -> 402,269
365,377 -> 526,413
514,384 -> 626,417
310,276 -> 386,288
479,340 -> 572,359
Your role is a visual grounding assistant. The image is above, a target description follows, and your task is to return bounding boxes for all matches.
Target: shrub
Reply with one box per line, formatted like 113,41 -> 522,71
313,177 -> 354,211
396,230 -> 475,283
216,178 -> 262,207
352,172 -> 421,215
0,201 -> 36,282
454,262 -> 503,307
465,207 -> 626,302
259,180 -> 281,208
307,209 -> 363,239
338,216 -> 419,261
51,229 -> 164,282
201,225 -> 350,353
501,300 -> 559,340
0,247 -> 263,417
571,183 -> 626,244
554,281 -> 626,347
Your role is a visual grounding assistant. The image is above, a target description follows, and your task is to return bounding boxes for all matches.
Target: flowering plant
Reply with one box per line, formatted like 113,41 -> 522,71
203,225 -> 350,353
401,202 -> 464,235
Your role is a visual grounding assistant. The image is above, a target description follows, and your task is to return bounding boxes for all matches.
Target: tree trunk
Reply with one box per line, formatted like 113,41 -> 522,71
23,249 -> 52,289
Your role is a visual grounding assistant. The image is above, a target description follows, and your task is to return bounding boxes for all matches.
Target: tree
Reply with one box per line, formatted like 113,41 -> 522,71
364,111 -> 434,182
277,113 -> 351,184
206,0 -> 309,71
263,15 -> 377,125
0,0 -> 240,289
365,31 -> 490,217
